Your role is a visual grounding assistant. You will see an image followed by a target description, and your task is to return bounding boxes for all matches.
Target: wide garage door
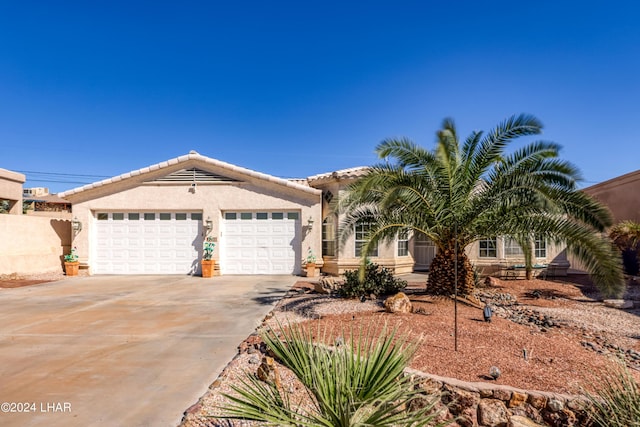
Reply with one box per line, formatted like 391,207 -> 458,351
94,212 -> 203,274
221,211 -> 300,275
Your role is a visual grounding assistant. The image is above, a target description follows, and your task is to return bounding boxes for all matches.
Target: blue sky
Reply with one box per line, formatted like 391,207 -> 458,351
1,1 -> 639,193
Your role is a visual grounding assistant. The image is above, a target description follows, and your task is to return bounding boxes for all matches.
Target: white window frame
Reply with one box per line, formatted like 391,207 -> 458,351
504,237 -> 524,258
322,215 -> 336,257
534,234 -> 547,258
355,220 -> 378,257
479,237 -> 497,258
397,229 -> 409,257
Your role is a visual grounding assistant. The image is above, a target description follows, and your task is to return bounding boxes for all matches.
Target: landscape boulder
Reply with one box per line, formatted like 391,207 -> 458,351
384,292 -> 412,313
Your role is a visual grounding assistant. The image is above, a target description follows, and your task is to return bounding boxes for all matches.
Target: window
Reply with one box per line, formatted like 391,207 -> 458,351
534,234 -> 547,258
159,213 -> 171,220
272,212 -> 284,220
175,213 -> 187,220
256,212 -> 268,220
144,213 -> 155,220
240,212 -> 252,220
355,220 -> 378,257
322,216 -> 336,257
224,212 -> 237,220
504,237 -> 524,257
128,213 -> 140,220
287,212 -> 299,220
97,213 -> 108,220
479,238 -> 497,258
398,229 -> 409,257
191,213 -> 203,220
112,213 -> 124,220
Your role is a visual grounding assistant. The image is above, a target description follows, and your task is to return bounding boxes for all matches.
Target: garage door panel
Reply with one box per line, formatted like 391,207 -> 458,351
95,212 -> 202,275
222,213 -> 300,275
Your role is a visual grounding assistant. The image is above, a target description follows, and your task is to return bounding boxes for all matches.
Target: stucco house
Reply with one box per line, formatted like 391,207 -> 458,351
58,152 -> 567,277
59,151 -> 322,276
310,167 -> 567,277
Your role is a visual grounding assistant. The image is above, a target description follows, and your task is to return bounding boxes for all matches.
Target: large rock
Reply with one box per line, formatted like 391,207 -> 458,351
314,276 -> 344,294
478,399 -> 509,427
384,292 -> 413,313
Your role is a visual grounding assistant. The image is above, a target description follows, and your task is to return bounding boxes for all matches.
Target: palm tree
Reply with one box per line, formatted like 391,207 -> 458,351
220,323 -> 449,426
339,114 -> 624,298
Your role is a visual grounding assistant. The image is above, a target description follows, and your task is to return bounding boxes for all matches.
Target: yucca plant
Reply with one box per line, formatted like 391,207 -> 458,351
219,322 -> 450,426
585,363 -> 640,426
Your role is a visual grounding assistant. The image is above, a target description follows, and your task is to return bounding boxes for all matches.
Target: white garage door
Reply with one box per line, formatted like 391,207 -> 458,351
94,212 -> 203,274
221,211 -> 300,275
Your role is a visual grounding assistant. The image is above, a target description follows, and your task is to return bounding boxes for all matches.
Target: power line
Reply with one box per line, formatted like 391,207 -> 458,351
16,170 -> 110,178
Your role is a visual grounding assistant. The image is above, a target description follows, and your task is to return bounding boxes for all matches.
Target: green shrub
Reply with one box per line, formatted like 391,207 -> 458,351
586,363 -> 640,426
339,263 -> 407,299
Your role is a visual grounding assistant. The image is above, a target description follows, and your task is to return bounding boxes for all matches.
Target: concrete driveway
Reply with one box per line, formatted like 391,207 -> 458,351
0,275 -> 296,427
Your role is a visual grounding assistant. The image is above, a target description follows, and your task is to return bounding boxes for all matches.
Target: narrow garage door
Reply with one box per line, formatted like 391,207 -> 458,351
221,211 -> 300,275
94,212 -> 203,274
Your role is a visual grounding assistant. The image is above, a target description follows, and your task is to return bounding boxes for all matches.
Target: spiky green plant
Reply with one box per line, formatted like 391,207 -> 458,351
219,322 -> 450,426
585,363 -> 640,426
339,114 -> 624,298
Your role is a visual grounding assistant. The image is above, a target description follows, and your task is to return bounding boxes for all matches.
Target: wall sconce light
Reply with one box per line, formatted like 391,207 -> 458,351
205,217 -> 213,234
71,217 -> 83,234
307,216 -> 314,230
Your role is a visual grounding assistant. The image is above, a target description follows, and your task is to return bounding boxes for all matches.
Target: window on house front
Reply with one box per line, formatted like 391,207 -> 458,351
287,212 -> 299,220
144,213 -> 155,221
191,213 -> 203,220
355,220 -> 378,257
535,234 -> 547,258
322,215 -> 336,257
159,213 -> 171,220
479,238 -> 497,258
97,213 -> 108,220
398,229 -> 409,257
504,237 -> 524,257
128,213 -> 140,220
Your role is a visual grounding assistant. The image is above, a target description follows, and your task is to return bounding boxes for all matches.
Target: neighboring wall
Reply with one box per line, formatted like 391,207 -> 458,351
583,169 -> 640,223
0,215 -> 71,276
0,168 -> 26,214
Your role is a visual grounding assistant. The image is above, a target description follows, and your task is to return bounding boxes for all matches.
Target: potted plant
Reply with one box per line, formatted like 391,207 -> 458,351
201,237 -> 216,278
305,248 -> 317,277
64,247 -> 79,276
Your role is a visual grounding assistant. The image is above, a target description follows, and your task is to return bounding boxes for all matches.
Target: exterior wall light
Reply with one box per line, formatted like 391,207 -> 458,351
205,217 -> 213,234
307,216 -> 314,229
71,217 -> 83,234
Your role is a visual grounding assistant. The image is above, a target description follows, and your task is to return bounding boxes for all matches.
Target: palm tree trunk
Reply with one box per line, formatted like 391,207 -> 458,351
427,249 -> 475,296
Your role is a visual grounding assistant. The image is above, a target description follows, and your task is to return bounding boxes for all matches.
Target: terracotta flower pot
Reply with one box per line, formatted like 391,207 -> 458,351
305,262 -> 317,277
201,259 -> 216,278
64,261 -> 79,276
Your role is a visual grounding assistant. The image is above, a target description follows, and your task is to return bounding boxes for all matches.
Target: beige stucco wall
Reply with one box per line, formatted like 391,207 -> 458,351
583,170 -> 640,223
0,215 -> 71,275
69,179 -> 322,275
0,168 -> 26,214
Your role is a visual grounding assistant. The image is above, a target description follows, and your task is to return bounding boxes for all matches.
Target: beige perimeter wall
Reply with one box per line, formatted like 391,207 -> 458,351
0,215 -> 71,276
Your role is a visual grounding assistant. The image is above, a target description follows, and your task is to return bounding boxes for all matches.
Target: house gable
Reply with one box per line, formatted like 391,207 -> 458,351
59,151 -> 320,203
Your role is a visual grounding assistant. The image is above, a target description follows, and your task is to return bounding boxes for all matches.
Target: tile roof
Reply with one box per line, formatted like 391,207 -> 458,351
59,151 -> 321,197
306,166 -> 370,183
